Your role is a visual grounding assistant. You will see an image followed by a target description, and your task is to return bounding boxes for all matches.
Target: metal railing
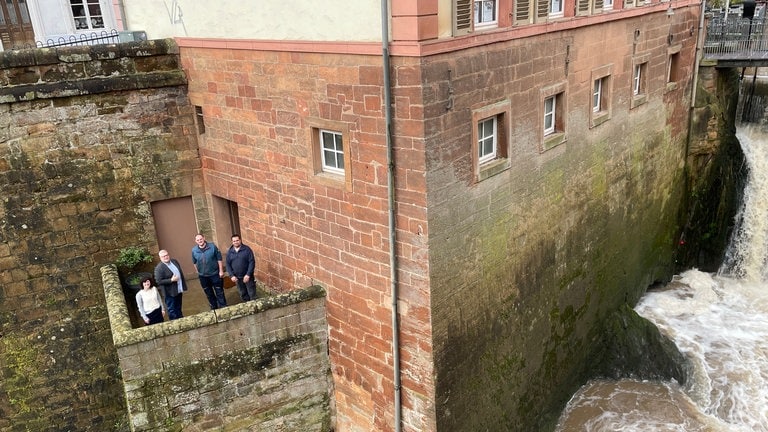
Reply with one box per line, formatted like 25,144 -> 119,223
3,29 -> 121,51
704,11 -> 768,58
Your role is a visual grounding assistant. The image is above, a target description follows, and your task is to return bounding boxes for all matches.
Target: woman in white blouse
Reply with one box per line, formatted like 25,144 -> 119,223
135,276 -> 167,325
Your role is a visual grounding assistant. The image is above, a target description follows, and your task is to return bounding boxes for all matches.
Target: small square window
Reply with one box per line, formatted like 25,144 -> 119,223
474,0 -> 498,28
308,119 -> 353,191
320,130 -> 344,175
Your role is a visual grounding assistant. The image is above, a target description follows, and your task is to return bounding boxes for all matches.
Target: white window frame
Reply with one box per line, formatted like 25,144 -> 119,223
604,0 -> 614,10
592,79 -> 603,113
320,129 -> 345,175
70,0 -> 105,30
477,116 -> 498,164
544,96 -> 556,135
474,0 -> 498,29
549,0 -> 564,17
633,64 -> 642,96
540,81 -> 567,151
472,100 -> 511,182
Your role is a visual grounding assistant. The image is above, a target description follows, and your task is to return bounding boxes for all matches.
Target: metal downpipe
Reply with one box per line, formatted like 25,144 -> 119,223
380,0 -> 401,430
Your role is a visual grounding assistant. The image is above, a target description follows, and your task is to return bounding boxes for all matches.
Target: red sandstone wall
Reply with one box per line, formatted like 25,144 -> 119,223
179,48 -> 435,432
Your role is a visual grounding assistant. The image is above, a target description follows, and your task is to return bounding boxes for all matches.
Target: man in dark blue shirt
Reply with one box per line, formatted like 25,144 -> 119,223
225,234 -> 258,302
191,233 -> 227,310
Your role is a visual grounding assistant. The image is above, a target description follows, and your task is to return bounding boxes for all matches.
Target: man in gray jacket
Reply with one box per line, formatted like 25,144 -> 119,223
154,249 -> 188,320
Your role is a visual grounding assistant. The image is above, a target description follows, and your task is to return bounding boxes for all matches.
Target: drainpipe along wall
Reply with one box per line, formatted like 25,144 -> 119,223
380,0 -> 402,430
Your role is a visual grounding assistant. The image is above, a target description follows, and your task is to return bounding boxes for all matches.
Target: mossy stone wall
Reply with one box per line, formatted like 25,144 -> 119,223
0,40 -> 200,430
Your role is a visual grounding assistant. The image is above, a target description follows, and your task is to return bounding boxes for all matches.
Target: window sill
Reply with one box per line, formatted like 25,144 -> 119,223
542,132 -> 566,152
590,111 -> 610,128
477,157 -> 511,182
665,82 -> 678,93
630,94 -> 647,109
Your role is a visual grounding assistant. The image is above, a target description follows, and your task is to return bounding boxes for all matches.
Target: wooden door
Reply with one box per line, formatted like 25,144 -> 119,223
0,0 -> 34,49
151,197 -> 198,276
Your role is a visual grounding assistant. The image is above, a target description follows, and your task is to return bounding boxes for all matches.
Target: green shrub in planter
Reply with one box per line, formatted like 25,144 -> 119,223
116,246 -> 152,271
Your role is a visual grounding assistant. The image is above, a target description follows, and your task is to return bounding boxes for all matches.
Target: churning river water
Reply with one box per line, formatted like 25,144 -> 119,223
555,123 -> 768,431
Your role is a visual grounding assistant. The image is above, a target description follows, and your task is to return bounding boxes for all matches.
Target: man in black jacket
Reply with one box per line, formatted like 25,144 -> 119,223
154,249 -> 188,320
225,234 -> 258,302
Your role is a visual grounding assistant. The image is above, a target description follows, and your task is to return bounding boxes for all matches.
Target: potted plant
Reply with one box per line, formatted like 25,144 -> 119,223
116,246 -> 153,291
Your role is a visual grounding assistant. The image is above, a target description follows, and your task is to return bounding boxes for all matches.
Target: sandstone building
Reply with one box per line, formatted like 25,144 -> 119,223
0,0 -> 705,431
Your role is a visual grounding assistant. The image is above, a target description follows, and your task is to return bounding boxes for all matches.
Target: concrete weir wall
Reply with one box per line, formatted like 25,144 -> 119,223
101,265 -> 332,431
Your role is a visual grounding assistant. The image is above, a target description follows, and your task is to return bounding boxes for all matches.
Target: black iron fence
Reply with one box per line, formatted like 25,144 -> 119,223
4,29 -> 122,51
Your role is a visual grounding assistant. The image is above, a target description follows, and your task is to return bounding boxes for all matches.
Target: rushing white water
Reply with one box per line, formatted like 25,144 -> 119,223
555,123 -> 768,431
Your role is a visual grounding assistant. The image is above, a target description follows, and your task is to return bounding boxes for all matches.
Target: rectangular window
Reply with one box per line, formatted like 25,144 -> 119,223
308,119 -> 353,191
70,0 -> 104,30
592,78 -> 603,113
195,105 -> 205,135
474,0 -> 498,28
541,82 -> 567,151
666,46 -> 681,92
320,129 -> 344,175
549,0 -> 563,16
477,117 -> 497,164
544,96 -> 556,135
633,64 -> 642,95
631,54 -> 649,109
603,0 -> 613,10
590,65 -> 612,127
472,100 -> 511,182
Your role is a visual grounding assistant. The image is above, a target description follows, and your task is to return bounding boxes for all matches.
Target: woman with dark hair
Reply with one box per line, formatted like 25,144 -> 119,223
135,276 -> 167,325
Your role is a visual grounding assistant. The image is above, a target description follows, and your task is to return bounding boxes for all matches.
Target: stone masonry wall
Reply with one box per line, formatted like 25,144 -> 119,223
101,265 -> 333,431
180,48 -> 434,432
0,40 -> 201,430
424,9 -> 701,431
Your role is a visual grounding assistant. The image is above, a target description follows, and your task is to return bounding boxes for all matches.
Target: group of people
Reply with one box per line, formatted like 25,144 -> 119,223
135,233 -> 259,326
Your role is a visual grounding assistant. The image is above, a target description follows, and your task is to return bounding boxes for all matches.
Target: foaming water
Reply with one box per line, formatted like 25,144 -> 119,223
721,124 -> 768,281
556,123 -> 768,431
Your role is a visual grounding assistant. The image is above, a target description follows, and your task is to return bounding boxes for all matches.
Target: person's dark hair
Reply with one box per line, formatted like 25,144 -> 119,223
231,233 -> 241,240
140,276 -> 153,285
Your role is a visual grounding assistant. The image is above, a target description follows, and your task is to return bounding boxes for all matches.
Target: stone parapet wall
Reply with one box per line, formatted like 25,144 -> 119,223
101,265 -> 333,431
0,39 -> 186,103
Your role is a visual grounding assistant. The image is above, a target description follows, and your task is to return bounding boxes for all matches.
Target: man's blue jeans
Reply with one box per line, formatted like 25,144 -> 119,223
164,293 -> 183,320
198,274 -> 227,310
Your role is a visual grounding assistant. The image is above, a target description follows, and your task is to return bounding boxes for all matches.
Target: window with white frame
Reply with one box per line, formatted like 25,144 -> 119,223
590,65 -> 612,127
70,0 -> 104,30
604,0 -> 613,10
474,0 -> 498,28
631,53 -> 650,109
308,119 -> 353,190
550,0 -> 563,16
472,100 -> 511,181
633,64 -> 643,95
320,129 -> 344,175
541,82 -> 566,151
544,96 -> 557,135
592,78 -> 603,113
